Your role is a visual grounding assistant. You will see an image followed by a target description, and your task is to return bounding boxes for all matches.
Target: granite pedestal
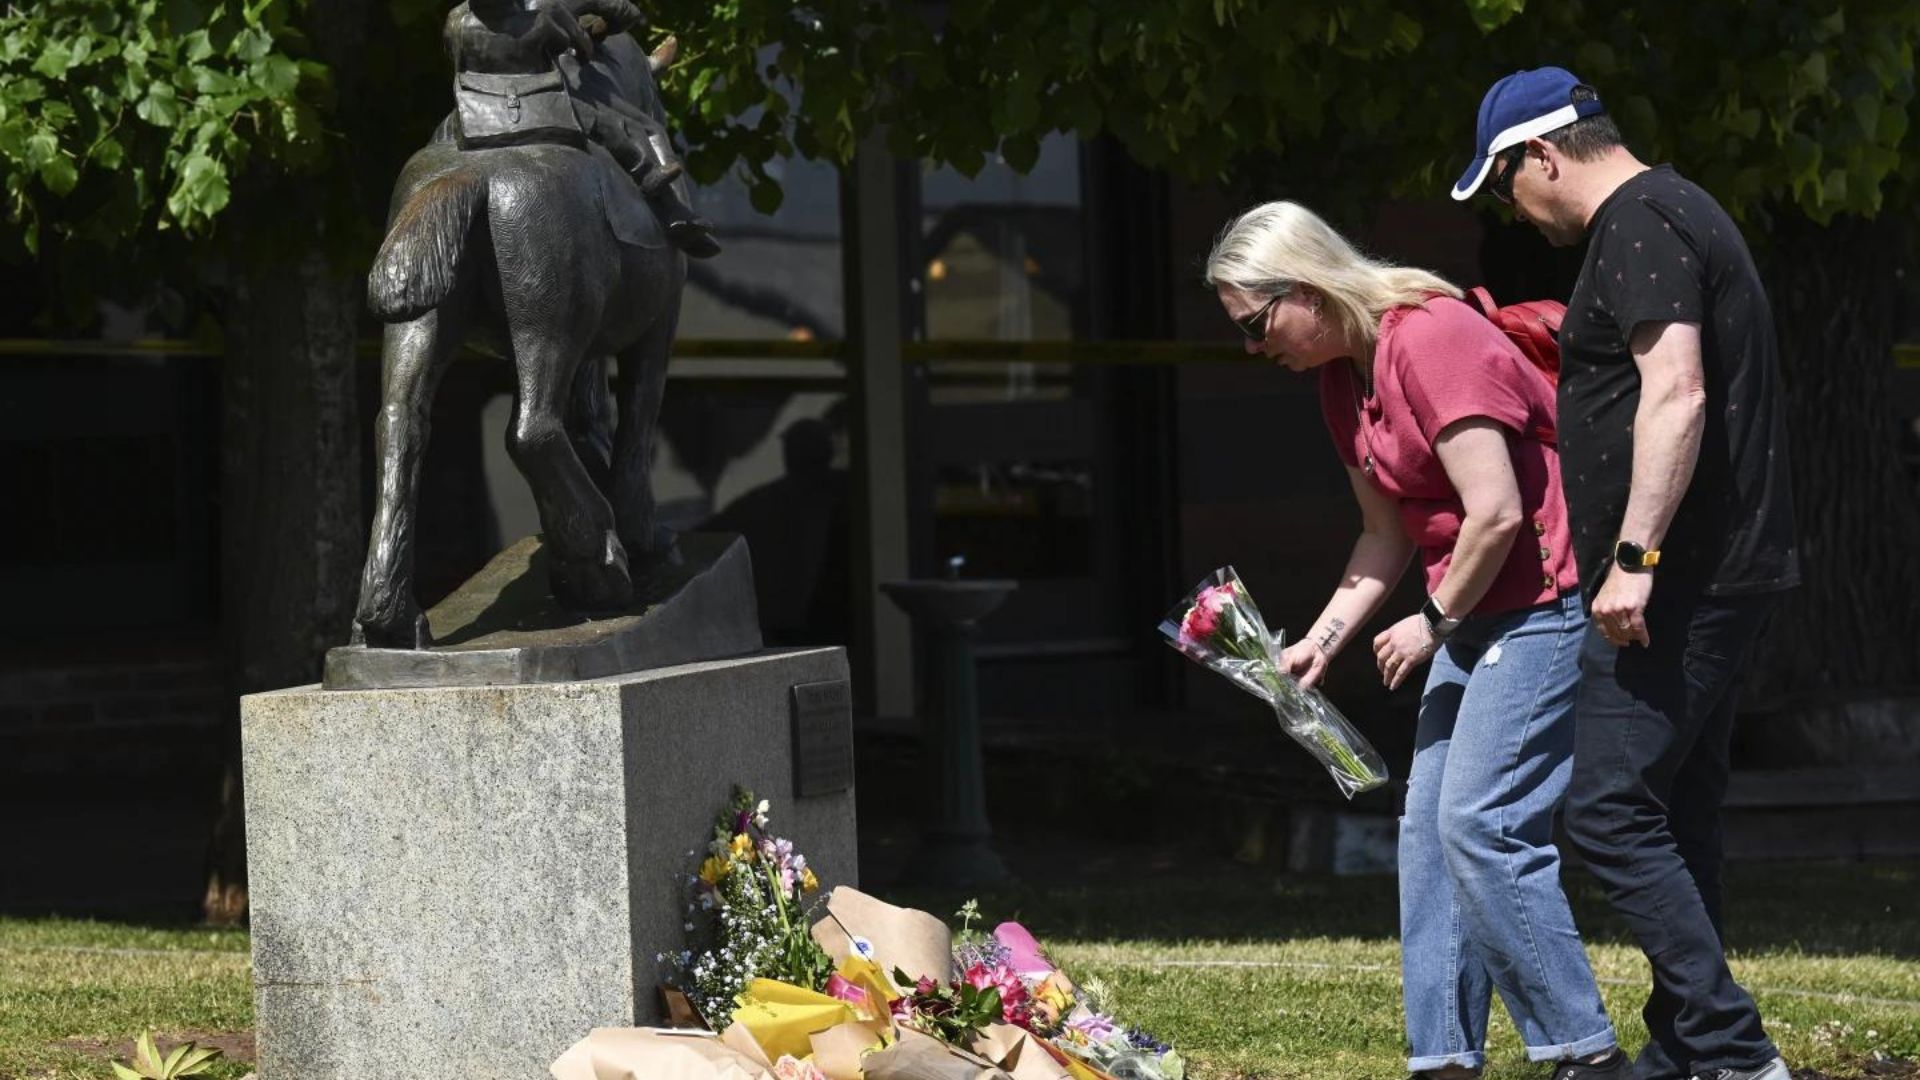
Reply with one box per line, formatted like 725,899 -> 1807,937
242,647 -> 857,1080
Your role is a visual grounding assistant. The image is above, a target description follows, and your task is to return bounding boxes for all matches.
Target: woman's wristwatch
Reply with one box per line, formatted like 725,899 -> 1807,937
1421,596 -> 1462,641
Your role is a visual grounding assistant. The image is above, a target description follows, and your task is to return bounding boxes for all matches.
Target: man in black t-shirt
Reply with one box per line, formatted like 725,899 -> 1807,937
1452,68 -> 1798,1080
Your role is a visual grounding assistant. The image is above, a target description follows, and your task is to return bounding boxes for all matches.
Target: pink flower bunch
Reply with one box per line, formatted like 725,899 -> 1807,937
889,968 -> 1011,1045
962,962 -> 1032,1028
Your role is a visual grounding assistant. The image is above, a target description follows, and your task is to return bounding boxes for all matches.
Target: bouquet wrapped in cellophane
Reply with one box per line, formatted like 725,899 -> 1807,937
1159,567 -> 1387,799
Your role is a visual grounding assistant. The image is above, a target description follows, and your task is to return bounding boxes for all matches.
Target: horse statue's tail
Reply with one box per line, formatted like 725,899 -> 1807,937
366,168 -> 487,323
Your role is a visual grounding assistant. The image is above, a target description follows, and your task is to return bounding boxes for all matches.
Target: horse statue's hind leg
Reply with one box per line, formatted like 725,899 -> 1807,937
568,352 -> 617,498
353,300 -> 470,647
502,292 -> 634,611
611,304 -> 682,569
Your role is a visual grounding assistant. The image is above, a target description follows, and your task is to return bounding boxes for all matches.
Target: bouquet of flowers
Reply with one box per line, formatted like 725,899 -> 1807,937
568,801 -> 1198,1080
1160,567 -> 1387,798
666,787 -> 835,1029
972,916 -> 1184,1080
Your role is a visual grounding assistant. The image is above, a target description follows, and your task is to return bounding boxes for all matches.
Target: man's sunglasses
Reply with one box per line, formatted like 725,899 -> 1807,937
1235,290 -> 1288,342
1488,146 -> 1526,204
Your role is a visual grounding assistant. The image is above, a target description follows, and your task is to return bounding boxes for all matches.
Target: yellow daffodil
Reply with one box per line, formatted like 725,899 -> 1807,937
730,833 -> 754,860
800,868 -> 820,893
699,855 -> 730,886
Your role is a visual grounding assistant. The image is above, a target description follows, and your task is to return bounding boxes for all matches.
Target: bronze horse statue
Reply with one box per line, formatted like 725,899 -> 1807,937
352,31 -> 685,648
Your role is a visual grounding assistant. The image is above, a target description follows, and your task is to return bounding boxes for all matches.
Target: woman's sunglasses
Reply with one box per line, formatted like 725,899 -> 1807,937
1235,292 -> 1286,342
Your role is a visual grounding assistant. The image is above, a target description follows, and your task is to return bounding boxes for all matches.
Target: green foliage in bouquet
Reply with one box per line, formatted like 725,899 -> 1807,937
110,1031 -> 222,1080
667,787 -> 834,1029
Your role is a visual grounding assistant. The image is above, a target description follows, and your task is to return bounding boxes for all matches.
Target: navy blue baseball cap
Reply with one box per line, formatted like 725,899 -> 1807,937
1450,66 -> 1605,201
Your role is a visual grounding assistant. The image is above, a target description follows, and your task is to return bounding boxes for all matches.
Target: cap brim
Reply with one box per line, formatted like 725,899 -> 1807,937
1451,154 -> 1493,202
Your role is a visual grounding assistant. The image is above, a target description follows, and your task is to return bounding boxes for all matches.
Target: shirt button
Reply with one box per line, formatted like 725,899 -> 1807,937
1539,546 -> 1551,560
1542,573 -> 1555,588
1534,520 -> 1547,535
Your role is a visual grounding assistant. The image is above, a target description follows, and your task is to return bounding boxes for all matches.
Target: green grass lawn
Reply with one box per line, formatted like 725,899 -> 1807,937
2,862 -> 1915,1079
0,920 -> 252,1080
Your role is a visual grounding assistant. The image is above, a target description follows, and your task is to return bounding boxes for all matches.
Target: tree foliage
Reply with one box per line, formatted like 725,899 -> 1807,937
0,0 -> 329,257
645,0 -> 1917,223
4,1 -> 1912,243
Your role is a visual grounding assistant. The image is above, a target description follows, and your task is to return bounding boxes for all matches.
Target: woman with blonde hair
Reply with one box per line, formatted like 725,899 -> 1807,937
1207,201 -> 1622,1080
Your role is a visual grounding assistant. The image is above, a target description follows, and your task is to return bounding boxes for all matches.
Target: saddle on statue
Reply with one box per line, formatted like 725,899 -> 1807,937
454,69 -> 584,150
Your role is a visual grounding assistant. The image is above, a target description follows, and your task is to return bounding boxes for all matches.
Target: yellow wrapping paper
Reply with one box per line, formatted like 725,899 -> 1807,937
828,955 -> 900,1023
720,1021 -> 775,1069
730,978 -> 864,1062
548,1027 -> 774,1080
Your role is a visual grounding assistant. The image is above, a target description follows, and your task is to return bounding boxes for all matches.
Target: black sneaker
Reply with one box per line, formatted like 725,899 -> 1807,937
1551,1048 -> 1628,1080
1693,1059 -> 1790,1080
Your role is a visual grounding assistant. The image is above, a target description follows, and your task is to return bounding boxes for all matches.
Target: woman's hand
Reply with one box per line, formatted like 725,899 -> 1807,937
1277,639 -> 1330,691
1373,614 -> 1437,691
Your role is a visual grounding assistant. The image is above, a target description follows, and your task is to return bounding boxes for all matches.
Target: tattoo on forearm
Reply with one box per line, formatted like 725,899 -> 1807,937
1316,618 -> 1347,654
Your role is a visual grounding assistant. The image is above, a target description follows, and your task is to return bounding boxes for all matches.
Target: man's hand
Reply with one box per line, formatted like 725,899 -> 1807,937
1277,639 -> 1330,692
1373,614 -> 1437,691
1591,567 -> 1654,647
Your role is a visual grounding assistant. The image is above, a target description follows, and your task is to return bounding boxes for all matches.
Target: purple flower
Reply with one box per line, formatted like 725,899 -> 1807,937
1067,1012 -> 1120,1042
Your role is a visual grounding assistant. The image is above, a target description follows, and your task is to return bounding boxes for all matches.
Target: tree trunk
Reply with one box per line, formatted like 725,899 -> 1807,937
200,2 -> 374,926
1753,212 -> 1920,701
201,240 -> 365,926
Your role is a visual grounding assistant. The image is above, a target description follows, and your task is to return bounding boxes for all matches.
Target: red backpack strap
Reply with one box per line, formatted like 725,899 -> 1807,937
1464,287 -> 1560,446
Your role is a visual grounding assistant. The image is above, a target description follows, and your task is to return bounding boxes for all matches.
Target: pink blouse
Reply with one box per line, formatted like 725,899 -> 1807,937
1317,297 -> 1578,617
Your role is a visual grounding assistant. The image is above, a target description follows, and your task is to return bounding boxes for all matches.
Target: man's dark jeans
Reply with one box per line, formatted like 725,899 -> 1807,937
1564,587 -> 1781,1080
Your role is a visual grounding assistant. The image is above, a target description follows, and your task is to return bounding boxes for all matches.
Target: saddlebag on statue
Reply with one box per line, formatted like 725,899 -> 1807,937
453,69 -> 584,150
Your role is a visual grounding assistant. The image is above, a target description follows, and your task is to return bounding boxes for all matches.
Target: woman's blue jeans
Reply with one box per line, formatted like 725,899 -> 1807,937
1400,592 -> 1618,1073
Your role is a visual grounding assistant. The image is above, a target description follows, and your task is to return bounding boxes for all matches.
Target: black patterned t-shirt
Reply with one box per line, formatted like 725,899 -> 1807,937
1559,165 -> 1799,597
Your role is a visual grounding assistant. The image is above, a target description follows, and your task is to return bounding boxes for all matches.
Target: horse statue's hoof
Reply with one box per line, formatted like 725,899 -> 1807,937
618,522 -> 681,564
550,530 -> 633,611
352,611 -> 433,650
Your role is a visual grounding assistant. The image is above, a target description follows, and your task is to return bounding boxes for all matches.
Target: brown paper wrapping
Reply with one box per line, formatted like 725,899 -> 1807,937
862,1029 -> 1014,1080
810,887 -> 954,990
810,1020 -> 884,1080
971,1023 -> 1075,1080
549,1027 -> 775,1080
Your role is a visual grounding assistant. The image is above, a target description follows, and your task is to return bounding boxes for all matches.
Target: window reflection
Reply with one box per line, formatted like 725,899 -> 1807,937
679,155 -> 844,340
919,134 -> 1085,347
